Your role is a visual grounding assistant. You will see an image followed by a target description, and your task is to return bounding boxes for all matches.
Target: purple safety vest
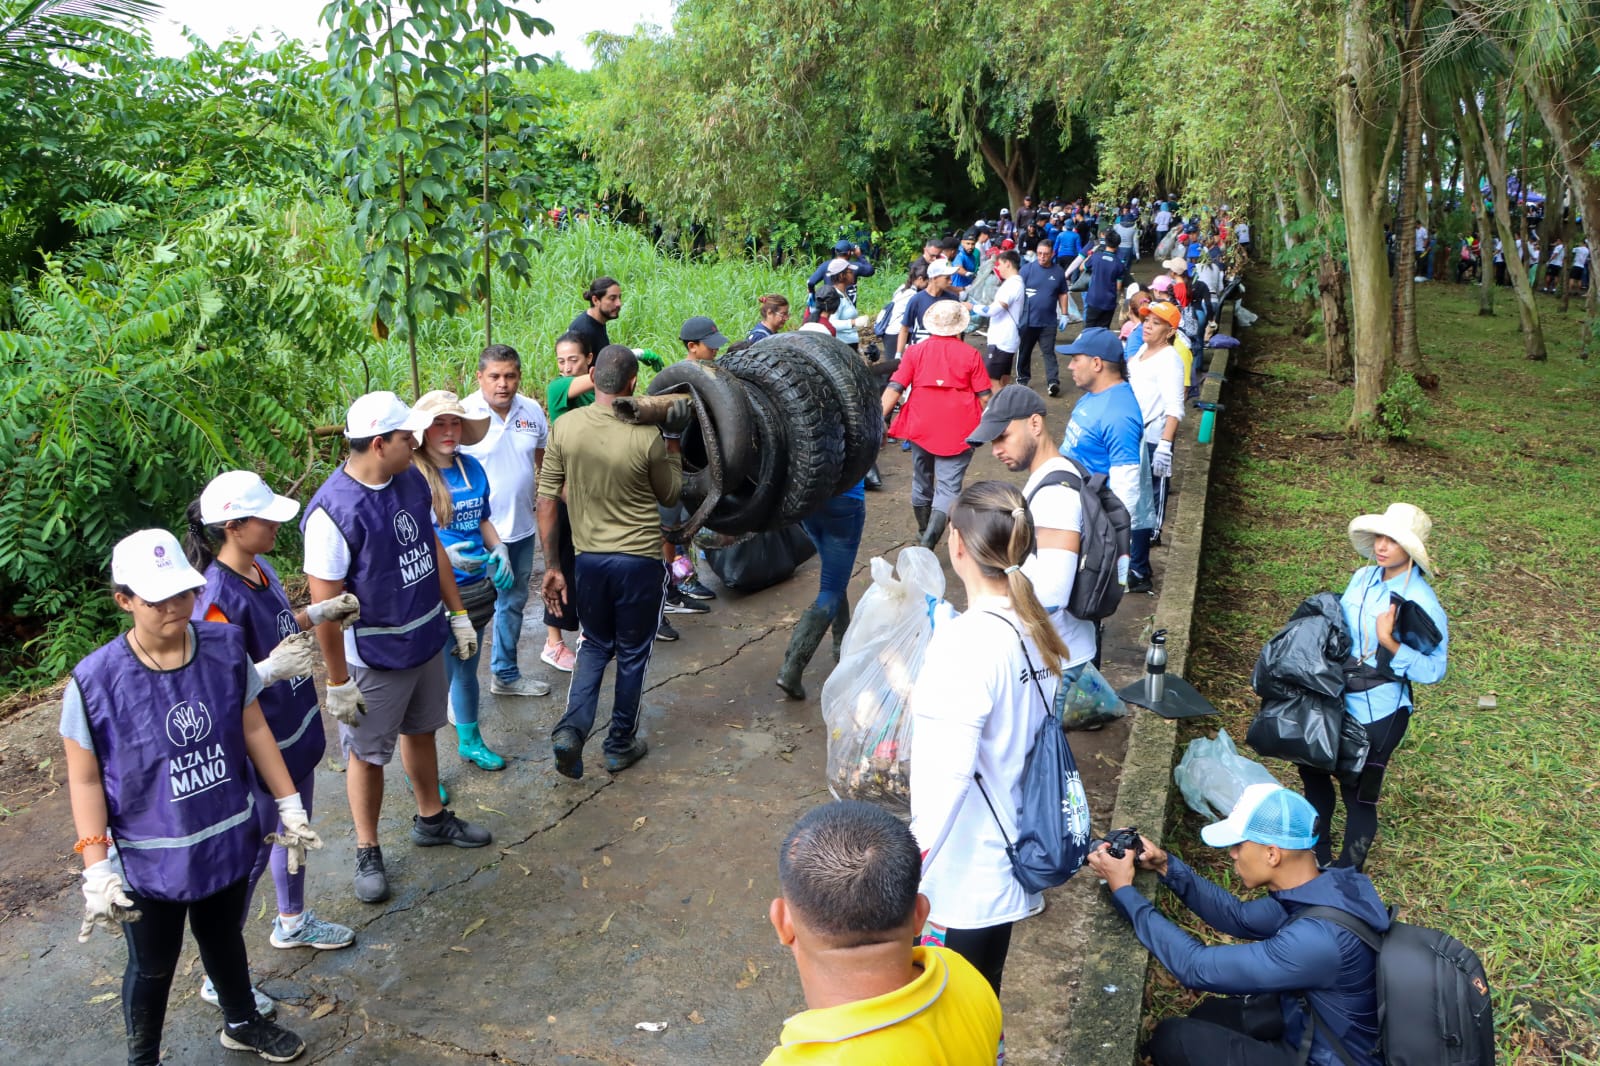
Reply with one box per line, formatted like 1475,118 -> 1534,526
72,623 -> 262,902
194,558 -> 325,782
302,465 -> 448,670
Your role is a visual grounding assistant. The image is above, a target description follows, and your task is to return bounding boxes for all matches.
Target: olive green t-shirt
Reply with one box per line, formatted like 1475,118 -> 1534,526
536,403 -> 681,558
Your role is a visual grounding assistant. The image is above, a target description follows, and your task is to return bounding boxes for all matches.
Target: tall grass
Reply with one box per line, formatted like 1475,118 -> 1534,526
345,220 -> 902,407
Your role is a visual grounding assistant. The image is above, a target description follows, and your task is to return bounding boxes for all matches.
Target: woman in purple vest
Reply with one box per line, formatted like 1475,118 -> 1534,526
61,529 -> 322,1065
184,471 -> 362,991
411,390 -> 517,771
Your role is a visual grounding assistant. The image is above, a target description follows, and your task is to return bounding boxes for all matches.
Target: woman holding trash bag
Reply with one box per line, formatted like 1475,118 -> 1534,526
61,528 -> 318,1064
183,472 -> 359,1008
412,390 -> 518,771
908,480 -> 1074,996
1300,503 -> 1448,871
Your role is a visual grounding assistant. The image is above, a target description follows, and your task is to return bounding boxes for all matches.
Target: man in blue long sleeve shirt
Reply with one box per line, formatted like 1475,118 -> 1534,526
807,239 -> 875,303
1086,784 -> 1387,1066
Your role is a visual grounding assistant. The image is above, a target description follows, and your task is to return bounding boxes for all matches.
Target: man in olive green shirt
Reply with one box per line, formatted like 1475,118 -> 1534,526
536,345 -> 683,779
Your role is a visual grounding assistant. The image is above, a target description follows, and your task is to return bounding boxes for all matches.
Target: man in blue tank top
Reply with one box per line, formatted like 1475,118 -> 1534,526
302,392 -> 493,904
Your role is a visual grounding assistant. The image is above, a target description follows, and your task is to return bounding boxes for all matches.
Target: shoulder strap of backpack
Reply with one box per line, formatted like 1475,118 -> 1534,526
1285,905 -> 1384,952
1024,469 -> 1076,507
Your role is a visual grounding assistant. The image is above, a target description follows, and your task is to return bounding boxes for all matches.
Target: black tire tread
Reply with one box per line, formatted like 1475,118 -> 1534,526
718,350 -> 845,525
750,332 -> 883,494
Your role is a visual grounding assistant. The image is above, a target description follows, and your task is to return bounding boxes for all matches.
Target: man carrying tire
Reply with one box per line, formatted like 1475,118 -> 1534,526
537,346 -> 683,779
881,301 -> 992,548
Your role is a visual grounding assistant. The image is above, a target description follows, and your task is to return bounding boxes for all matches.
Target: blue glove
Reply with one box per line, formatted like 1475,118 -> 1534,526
487,543 -> 516,591
1057,313 -> 1069,332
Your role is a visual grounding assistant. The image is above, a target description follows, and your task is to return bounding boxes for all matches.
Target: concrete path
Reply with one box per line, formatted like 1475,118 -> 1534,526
0,409 -> 1177,1065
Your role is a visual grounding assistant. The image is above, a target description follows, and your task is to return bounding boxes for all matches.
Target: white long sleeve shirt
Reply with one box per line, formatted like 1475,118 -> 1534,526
1128,344 -> 1187,444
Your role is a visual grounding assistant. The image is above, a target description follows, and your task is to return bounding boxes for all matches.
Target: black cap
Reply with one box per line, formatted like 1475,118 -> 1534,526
966,384 -> 1048,445
679,316 -> 728,348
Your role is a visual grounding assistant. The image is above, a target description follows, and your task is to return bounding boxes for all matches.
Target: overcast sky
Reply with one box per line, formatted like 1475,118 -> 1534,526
145,0 -> 675,69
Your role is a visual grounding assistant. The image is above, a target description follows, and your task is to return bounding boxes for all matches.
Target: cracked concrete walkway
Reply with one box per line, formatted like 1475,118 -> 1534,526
0,431 -> 1168,1065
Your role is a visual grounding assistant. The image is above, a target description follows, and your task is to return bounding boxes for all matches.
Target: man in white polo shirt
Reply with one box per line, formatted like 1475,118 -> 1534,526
460,343 -> 552,697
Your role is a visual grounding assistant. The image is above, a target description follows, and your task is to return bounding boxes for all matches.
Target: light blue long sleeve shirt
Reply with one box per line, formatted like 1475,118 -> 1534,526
1340,564 -> 1448,724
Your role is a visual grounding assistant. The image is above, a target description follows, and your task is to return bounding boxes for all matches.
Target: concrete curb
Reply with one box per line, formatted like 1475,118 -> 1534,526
1059,317 -> 1234,1065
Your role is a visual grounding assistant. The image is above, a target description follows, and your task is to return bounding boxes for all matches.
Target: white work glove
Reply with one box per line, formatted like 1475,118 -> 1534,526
450,613 -> 478,660
254,631 -> 316,687
1057,312 -> 1069,332
446,543 -> 487,573
1151,439 -> 1174,479
79,858 -> 140,942
265,793 -> 323,876
307,593 -> 361,629
325,677 -> 366,725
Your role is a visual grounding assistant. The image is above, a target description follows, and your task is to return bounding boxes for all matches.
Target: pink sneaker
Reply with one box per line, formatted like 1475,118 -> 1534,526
541,641 -> 577,672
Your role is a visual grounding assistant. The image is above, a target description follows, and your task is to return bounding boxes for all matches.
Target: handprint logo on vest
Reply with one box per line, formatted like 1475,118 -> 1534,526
394,509 -> 421,545
166,700 -> 214,748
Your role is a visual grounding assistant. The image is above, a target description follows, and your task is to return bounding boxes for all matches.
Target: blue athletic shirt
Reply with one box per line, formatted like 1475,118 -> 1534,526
436,454 -> 492,586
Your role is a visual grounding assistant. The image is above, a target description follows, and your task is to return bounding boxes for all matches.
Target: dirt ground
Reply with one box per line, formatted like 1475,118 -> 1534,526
0,416 -> 1175,1065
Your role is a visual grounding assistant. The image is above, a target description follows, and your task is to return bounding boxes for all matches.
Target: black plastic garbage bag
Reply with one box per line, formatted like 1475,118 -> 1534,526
704,525 -> 816,592
1246,692 -> 1370,775
1250,593 -> 1351,701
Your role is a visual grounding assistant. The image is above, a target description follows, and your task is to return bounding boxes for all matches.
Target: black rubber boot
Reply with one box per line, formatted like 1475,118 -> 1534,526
776,605 -> 835,700
831,600 -> 850,662
864,464 -> 883,490
913,505 -> 931,537
919,509 -> 949,549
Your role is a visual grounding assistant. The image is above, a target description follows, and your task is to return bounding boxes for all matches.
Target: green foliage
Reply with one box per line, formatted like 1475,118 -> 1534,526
1372,371 -> 1431,441
1272,213 -> 1348,303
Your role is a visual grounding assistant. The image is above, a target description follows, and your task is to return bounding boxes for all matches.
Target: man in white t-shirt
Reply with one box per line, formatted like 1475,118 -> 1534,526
1570,239 -> 1590,294
971,249 -> 1026,391
966,385 -> 1097,669
460,344 -> 553,697
1413,222 -> 1429,280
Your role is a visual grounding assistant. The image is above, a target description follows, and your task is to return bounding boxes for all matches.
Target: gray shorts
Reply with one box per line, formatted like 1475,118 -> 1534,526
342,650 -> 449,765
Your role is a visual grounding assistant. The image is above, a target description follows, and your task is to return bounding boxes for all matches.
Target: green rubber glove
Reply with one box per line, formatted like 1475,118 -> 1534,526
633,348 -> 665,370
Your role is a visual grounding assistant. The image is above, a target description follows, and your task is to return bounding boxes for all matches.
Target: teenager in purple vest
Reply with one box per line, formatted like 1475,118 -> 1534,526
301,392 -> 492,905
62,529 -> 319,1064
184,471 -> 361,999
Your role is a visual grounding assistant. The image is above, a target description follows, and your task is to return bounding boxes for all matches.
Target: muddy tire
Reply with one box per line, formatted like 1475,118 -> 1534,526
749,332 -> 883,494
645,361 -> 755,506
718,351 -> 845,526
704,377 -> 788,536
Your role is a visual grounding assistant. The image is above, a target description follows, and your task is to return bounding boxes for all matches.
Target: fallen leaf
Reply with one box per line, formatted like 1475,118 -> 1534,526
632,816 -> 647,831
582,876 -> 590,890
369,943 -> 392,951
90,973 -> 117,987
461,917 -> 486,940
310,1002 -> 336,1020
599,911 -> 616,934
88,992 -> 118,1004
517,864 -> 531,876
257,898 -> 268,920
478,803 -> 508,817
727,723 -> 743,729
735,958 -> 760,989
688,1010 -> 705,1025
35,757 -> 52,772
602,855 -> 612,867
450,945 -> 471,953
706,891 -> 714,907
746,878 -> 754,890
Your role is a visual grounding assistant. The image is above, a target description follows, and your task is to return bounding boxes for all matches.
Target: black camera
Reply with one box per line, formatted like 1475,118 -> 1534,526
1095,826 -> 1144,862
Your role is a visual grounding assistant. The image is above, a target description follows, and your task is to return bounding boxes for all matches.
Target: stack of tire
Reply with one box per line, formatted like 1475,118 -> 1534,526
646,333 -> 883,536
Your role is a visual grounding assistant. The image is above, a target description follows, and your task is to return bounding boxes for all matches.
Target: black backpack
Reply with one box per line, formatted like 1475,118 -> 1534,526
1025,459 -> 1132,621
1287,905 -> 1496,1066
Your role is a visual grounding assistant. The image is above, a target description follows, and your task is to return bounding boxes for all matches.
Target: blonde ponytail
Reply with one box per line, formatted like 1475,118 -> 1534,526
951,480 -> 1072,675
411,453 -> 455,527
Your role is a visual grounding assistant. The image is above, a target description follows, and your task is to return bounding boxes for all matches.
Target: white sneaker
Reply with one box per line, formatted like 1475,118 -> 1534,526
490,676 -> 551,697
446,696 -> 457,726
199,975 -> 275,1017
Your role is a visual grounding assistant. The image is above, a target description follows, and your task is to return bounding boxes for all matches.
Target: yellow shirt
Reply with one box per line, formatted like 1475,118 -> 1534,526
761,946 -> 1002,1065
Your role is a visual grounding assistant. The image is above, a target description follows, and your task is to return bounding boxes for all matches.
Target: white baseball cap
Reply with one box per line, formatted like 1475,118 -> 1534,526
927,260 -> 958,279
344,391 -> 434,439
199,471 -> 301,525
112,529 -> 207,602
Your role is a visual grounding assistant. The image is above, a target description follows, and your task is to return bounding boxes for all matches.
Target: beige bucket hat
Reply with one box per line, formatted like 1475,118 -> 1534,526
412,390 -> 490,447
1348,502 -> 1434,574
924,299 -> 969,337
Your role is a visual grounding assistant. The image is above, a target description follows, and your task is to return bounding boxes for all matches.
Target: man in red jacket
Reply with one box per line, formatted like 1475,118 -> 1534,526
880,300 -> 992,548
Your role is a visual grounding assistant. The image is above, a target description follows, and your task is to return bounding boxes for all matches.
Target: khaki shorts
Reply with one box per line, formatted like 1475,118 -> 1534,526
342,650 -> 449,765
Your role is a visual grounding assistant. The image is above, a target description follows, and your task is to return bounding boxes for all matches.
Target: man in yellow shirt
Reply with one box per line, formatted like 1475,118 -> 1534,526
764,802 -> 1003,1064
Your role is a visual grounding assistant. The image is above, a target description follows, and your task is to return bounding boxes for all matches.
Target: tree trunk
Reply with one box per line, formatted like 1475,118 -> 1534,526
1469,84 -> 1546,360
1519,68 -> 1600,357
1275,186 -> 1296,251
1454,109 -> 1495,316
1334,0 -> 1395,429
1391,0 -> 1424,372
480,35 -> 493,347
978,132 -> 1032,221
1320,252 -> 1353,381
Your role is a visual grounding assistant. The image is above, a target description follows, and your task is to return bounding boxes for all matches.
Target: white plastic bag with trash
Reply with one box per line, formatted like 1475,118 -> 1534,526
823,547 -> 951,815
1173,729 -> 1279,819
1155,227 -> 1180,261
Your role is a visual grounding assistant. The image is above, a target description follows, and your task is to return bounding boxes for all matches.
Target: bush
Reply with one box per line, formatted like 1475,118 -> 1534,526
1373,372 -> 1430,441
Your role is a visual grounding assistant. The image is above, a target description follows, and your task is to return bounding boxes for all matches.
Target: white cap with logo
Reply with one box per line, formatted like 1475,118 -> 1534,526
199,471 -> 301,526
112,529 -> 207,602
344,391 -> 434,439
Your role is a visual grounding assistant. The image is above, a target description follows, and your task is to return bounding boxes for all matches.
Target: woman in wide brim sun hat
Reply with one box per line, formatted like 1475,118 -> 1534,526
1299,502 -> 1448,872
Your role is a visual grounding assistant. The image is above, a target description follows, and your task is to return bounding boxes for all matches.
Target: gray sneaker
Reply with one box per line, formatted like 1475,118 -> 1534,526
270,910 -> 355,951
354,845 -> 389,903
489,675 -> 551,696
410,809 -> 492,848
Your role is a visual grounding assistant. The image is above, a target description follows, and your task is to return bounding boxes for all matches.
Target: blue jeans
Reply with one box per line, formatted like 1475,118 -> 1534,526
444,626 -> 485,726
491,534 -> 538,683
801,495 -> 867,615
555,553 -> 667,755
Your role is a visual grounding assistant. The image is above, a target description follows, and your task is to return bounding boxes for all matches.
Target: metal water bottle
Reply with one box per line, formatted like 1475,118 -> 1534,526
1145,629 -> 1168,703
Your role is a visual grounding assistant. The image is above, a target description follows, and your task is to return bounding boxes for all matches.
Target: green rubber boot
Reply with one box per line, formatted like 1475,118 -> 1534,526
831,600 -> 850,662
776,605 -> 836,701
455,721 -> 506,771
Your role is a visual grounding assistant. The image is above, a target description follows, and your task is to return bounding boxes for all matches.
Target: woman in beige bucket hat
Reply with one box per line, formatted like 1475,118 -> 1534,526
1299,502 -> 1449,871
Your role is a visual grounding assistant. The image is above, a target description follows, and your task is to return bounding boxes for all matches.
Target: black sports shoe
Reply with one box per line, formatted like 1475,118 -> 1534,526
410,809 -> 492,848
552,726 -> 584,779
1047,382 -> 1061,397
663,587 -> 709,614
353,845 -> 389,903
1127,573 -> 1154,594
676,576 -> 717,601
656,617 -> 680,641
604,738 -> 649,774
219,1016 -> 306,1062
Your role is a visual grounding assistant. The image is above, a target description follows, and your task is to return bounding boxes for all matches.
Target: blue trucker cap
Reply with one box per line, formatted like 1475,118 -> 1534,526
1200,783 -> 1320,851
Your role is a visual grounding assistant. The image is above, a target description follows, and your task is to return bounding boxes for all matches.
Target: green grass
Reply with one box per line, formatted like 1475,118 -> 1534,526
345,220 -> 901,407
1150,276 -> 1600,1061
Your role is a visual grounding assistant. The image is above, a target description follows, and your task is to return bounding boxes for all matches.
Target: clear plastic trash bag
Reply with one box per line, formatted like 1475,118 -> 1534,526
1173,729 -> 1280,820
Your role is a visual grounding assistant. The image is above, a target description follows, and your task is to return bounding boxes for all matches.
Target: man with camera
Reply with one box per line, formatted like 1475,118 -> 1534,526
536,346 -> 684,779
1085,784 -> 1389,1066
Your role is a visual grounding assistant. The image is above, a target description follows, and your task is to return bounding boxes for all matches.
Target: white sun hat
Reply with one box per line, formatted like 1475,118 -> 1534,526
1348,502 -> 1435,574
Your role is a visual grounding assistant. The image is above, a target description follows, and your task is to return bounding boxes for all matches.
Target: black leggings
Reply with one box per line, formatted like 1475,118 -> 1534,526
942,922 -> 1014,994
123,878 -> 255,1065
1298,709 -> 1410,870
1146,997 -> 1300,1066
